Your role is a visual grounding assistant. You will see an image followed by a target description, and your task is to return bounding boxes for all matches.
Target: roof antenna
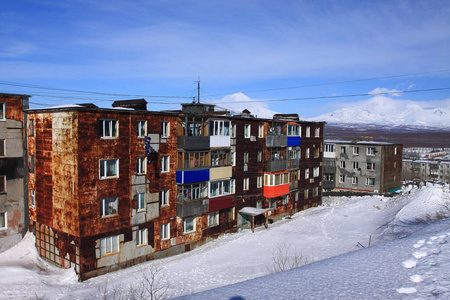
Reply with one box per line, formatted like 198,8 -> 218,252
195,77 -> 200,103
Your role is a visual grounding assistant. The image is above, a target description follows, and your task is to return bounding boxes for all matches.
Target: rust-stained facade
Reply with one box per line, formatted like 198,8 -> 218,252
27,100 -> 325,280
0,93 -> 30,252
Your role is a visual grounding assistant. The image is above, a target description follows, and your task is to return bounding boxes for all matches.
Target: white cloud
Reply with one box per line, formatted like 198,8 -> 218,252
368,88 -> 403,97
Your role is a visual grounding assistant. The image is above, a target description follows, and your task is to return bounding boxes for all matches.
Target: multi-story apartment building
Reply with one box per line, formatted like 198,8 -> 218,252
323,139 -> 403,193
26,100 -> 324,280
0,93 -> 29,252
402,159 -> 450,183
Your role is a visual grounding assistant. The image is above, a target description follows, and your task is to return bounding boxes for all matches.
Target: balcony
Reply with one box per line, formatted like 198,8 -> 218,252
176,168 -> 210,184
266,135 -> 287,148
263,184 -> 289,198
210,136 -> 231,148
178,136 -> 210,150
289,181 -> 298,191
287,136 -> 301,147
266,159 -> 287,172
287,159 -> 299,170
177,199 -> 209,218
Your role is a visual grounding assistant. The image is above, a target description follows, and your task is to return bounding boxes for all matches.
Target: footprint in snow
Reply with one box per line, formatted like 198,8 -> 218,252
396,287 -> 417,294
410,274 -> 424,283
402,259 -> 417,269
413,240 -> 425,248
413,251 -> 427,259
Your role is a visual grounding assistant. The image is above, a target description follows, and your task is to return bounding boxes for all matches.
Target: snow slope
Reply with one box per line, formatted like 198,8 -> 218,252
310,95 -> 450,129
0,184 -> 449,299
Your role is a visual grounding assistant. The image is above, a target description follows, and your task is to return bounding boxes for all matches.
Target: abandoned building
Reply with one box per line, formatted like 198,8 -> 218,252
323,139 -> 403,193
2,97 -> 324,280
0,93 -> 30,252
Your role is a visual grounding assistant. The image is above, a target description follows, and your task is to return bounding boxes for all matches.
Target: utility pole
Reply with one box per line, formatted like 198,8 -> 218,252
195,77 -> 200,103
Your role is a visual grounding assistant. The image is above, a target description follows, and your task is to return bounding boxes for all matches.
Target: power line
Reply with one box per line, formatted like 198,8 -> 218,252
210,87 -> 450,104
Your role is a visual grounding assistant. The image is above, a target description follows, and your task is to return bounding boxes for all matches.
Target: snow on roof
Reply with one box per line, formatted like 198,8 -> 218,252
239,207 -> 268,216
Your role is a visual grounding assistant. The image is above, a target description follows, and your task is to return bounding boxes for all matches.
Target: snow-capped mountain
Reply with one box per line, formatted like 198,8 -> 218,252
212,92 -> 279,118
310,95 -> 450,129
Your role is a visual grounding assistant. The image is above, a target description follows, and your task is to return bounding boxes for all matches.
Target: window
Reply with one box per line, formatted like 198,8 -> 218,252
305,126 -> 310,137
0,176 -> 5,193
178,183 -> 208,202
100,159 -> 119,179
257,176 -> 263,188
136,229 -> 147,246
313,187 -> 319,197
394,147 -> 398,155
314,127 -> 320,137
231,152 -> 236,166
256,200 -> 262,208
161,190 -> 169,206
179,151 -> 209,169
210,120 -> 230,136
353,147 -> 359,155
339,175 -> 345,183
339,161 -> 346,168
244,152 -> 249,164
340,146 -> 346,154
161,223 -> 170,240
314,148 -> 320,158
244,124 -> 251,138
287,124 -> 300,136
0,212 -> 6,230
100,235 -> 119,256
137,120 -> 146,138
136,193 -> 145,211
243,178 -> 249,191
183,217 -> 195,234
257,151 -> 262,162
352,177 -> 358,185
264,173 -> 289,186
0,102 -> 5,120
136,157 -> 146,175
287,148 -> 299,159
100,119 -> 118,138
282,195 -> 289,205
100,197 -> 118,217
29,119 -> 34,137
313,167 -> 320,177
305,169 -> 310,179
211,150 -> 231,167
304,189 -> 309,199
30,155 -> 35,173
231,123 -> 236,138
305,148 -> 310,159
324,174 -> 334,181
209,179 -> 235,197
324,144 -> 335,152
30,190 -> 35,207
366,163 -> 375,170
258,125 -> 264,138
162,121 -> 170,138
367,147 -> 376,156
352,162 -> 359,169
161,156 -> 170,173
394,162 -> 397,168
366,178 -> 375,186
269,198 -> 276,209
207,211 -> 219,227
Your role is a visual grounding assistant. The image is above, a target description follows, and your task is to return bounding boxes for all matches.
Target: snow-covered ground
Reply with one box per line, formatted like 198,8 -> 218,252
0,184 -> 449,299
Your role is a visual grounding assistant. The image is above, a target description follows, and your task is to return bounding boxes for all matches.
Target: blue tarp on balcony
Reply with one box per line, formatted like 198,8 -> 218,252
287,136 -> 301,146
176,168 -> 210,184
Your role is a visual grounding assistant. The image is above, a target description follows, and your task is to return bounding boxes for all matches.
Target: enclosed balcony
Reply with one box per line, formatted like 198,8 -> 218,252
289,181 -> 298,191
177,199 -> 209,218
266,134 -> 287,148
178,136 -> 210,150
265,159 -> 287,172
286,158 -> 299,170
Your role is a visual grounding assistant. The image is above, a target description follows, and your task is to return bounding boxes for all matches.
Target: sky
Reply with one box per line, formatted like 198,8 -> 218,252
1,0 -> 450,118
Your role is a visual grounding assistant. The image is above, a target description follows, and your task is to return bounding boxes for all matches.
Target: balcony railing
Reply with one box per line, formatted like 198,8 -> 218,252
177,199 -> 209,218
266,159 -> 287,172
178,136 -> 210,150
287,159 -> 299,170
266,134 -> 287,147
289,181 -> 298,191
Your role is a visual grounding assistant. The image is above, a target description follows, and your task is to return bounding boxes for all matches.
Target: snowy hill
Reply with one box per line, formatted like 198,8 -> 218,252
310,94 -> 450,129
211,92 -> 279,118
0,184 -> 449,299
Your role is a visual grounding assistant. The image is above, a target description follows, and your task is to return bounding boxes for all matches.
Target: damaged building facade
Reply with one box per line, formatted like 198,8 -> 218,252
0,93 -> 29,252
26,100 -> 324,280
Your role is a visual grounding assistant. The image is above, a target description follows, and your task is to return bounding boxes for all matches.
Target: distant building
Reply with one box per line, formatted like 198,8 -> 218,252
402,159 -> 450,184
26,100 -> 325,280
323,139 -> 403,193
0,93 -> 30,252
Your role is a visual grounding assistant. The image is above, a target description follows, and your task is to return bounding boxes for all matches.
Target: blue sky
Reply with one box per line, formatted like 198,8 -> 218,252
1,0 -> 449,117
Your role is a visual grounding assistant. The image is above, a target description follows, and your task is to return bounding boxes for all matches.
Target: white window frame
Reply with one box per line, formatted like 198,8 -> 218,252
305,168 -> 310,179
162,121 -> 170,138
178,183 -> 208,202
244,152 -> 249,164
183,217 -> 195,234
136,228 -> 148,246
313,167 -> 319,177
366,178 -> 375,186
304,189 -> 309,199
30,190 -> 35,207
137,120 -> 146,138
314,127 -> 320,137
210,120 -> 230,136
352,162 -> 359,169
100,197 -> 118,217
287,124 -> 300,136
394,147 -> 398,155
339,175 -> 345,183
161,156 -> 170,173
207,211 -> 219,227
264,173 -> 289,186
257,176 -> 263,188
340,146 -> 346,154
209,179 -> 235,198
367,147 -> 376,156
256,200 -> 262,208
257,151 -> 262,162
0,212 -> 6,230
258,125 -> 264,138
324,144 -> 335,153
136,157 -> 146,175
353,147 -> 359,155
0,175 -> 5,193
231,152 -> 236,166
100,159 -> 119,179
161,189 -> 169,206
0,102 -> 5,120
366,163 -> 375,170
100,235 -> 119,256
100,119 -> 118,138
136,193 -> 145,212
339,161 -> 346,168
243,178 -> 249,191
305,148 -> 310,159
161,223 -> 170,240
352,177 -> 358,185
282,195 -> 289,205
244,124 -> 251,138
305,126 -> 310,137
